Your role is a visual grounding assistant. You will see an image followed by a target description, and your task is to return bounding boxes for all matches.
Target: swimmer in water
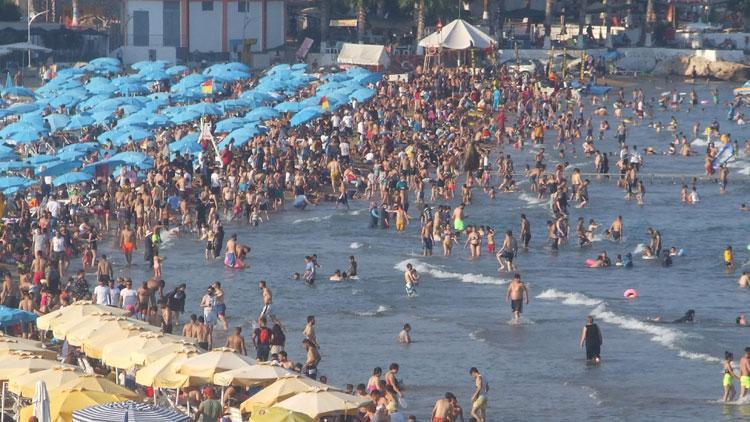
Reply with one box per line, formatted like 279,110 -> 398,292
724,246 -> 734,271
608,216 -> 623,242
723,351 -> 740,402
737,314 -> 747,326
398,324 -> 412,344
738,272 -> 750,288
649,310 -> 695,323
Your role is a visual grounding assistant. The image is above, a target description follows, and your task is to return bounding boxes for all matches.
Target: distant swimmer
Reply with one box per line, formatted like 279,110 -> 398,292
579,315 -> 603,363
505,273 -> 529,322
398,323 -> 411,344
609,215 -> 623,242
404,263 -> 420,297
723,351 -> 740,402
648,310 -> 695,323
724,246 -> 734,271
739,272 -> 750,288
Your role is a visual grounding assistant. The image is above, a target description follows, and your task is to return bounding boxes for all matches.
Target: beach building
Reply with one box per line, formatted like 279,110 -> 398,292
119,0 -> 286,65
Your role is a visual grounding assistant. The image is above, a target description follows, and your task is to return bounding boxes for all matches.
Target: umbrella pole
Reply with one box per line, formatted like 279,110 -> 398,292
1,381 -> 5,422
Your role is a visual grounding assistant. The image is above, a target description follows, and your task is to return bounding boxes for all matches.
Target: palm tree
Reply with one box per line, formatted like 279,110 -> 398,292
543,0 -> 553,47
644,0 -> 654,46
356,0 -> 366,42
577,0 -> 586,48
416,0 -> 426,42
320,0 -> 329,50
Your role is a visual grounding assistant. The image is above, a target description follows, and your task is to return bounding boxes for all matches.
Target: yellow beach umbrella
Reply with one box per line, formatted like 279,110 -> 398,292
18,387 -> 130,422
131,341 -> 200,366
82,324 -> 158,360
135,350 -> 200,388
274,390 -> 372,419
0,355 -> 72,381
240,376 -> 336,413
53,374 -> 140,399
8,366 -> 83,397
213,364 -> 296,387
50,311 -> 113,340
37,300 -> 128,331
67,316 -> 154,347
249,407 -> 313,422
0,336 -> 56,360
176,347 -> 254,380
100,332 -> 185,369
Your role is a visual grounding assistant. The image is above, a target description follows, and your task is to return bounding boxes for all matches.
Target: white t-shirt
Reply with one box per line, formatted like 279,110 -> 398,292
340,142 -> 350,157
108,286 -> 121,306
119,288 -> 138,308
46,200 -> 60,218
210,172 -> 221,188
52,236 -> 65,253
93,285 -> 111,305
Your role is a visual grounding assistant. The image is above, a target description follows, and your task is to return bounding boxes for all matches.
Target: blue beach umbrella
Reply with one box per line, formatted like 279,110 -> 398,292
89,57 -> 120,67
219,125 -> 266,149
7,128 -> 43,144
171,110 -> 201,125
91,110 -> 116,124
169,133 -> 201,154
139,69 -> 170,82
118,83 -> 149,96
0,161 -> 30,172
114,128 -> 152,146
2,86 -> 36,98
350,87 -> 376,102
44,113 -> 71,132
131,60 -> 169,71
215,117 -> 247,133
187,102 -> 221,116
39,160 -> 81,177
290,107 -> 322,127
5,102 -> 40,116
64,115 -> 96,131
72,400 -> 190,422
0,176 -> 31,189
52,171 -> 93,186
97,128 -> 127,144
0,306 -> 36,326
109,151 -> 153,167
166,65 -> 188,76
275,101 -> 304,113
245,106 -> 280,121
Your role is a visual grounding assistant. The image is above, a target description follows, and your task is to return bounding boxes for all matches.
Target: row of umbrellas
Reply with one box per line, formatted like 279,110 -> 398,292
26,300 -> 373,419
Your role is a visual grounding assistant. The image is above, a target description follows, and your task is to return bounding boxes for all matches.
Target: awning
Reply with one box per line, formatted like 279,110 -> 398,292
337,43 -> 390,67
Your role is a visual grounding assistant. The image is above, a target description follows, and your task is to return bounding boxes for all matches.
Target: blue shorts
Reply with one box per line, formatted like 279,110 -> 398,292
216,303 -> 226,316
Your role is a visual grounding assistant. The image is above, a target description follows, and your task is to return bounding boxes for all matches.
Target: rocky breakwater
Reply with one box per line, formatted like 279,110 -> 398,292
651,55 -> 749,81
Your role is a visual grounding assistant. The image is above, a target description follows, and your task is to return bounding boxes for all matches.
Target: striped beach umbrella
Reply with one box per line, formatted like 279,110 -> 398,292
72,400 -> 190,422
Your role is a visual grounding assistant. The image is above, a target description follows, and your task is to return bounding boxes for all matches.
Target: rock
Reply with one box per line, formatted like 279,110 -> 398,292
648,55 -> 749,81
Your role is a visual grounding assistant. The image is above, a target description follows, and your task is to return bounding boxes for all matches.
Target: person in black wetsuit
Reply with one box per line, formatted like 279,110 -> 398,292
580,315 -> 603,363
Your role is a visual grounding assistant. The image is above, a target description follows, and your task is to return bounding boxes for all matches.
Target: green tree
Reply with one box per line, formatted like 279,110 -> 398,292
0,1 -> 21,21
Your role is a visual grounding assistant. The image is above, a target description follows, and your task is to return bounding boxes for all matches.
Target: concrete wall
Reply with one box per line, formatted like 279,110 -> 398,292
675,32 -> 750,50
188,1 -> 223,52
115,46 -> 178,65
266,1 -> 285,50
227,1 -> 263,53
127,0 -> 166,47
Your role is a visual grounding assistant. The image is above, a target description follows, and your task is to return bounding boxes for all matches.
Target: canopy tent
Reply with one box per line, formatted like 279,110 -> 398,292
418,19 -> 495,50
337,43 -> 390,69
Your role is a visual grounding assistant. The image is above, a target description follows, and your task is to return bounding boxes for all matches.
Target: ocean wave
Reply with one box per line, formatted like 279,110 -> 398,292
348,209 -> 366,216
469,329 -> 486,343
591,303 -> 720,364
394,259 -> 507,285
350,242 -> 364,249
536,289 -> 603,307
292,214 -> 333,225
691,138 -> 709,147
354,305 -> 390,317
633,243 -> 646,254
518,193 -> 548,207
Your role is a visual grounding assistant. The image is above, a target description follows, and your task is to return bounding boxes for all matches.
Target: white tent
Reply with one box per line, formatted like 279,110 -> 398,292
419,19 -> 495,50
1,42 -> 52,53
337,43 -> 390,68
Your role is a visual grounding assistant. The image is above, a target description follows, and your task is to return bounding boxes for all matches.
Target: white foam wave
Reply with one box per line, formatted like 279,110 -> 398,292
348,209 -> 366,216
536,289 -> 603,307
691,138 -> 709,147
633,243 -> 646,254
518,193 -> 547,206
394,259 -> 507,285
590,233 -> 605,242
350,242 -> 364,249
354,305 -> 390,317
469,329 -> 486,343
591,304 -> 719,364
292,214 -> 333,225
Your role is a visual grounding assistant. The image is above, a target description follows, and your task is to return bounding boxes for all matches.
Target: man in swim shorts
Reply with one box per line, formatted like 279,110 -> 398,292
120,224 -> 136,266
740,347 -> 750,398
506,273 -> 529,322
470,367 -> 489,422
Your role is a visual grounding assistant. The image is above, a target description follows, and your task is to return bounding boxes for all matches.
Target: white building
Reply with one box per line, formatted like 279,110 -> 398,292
120,0 -> 285,65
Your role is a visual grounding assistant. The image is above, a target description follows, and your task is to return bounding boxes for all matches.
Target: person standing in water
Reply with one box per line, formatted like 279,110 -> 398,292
723,351 -> 740,402
258,280 -> 273,320
505,274 -> 529,322
579,315 -> 603,363
520,214 -> 531,249
469,367 -> 489,422
404,263 -> 420,297
740,347 -> 750,398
